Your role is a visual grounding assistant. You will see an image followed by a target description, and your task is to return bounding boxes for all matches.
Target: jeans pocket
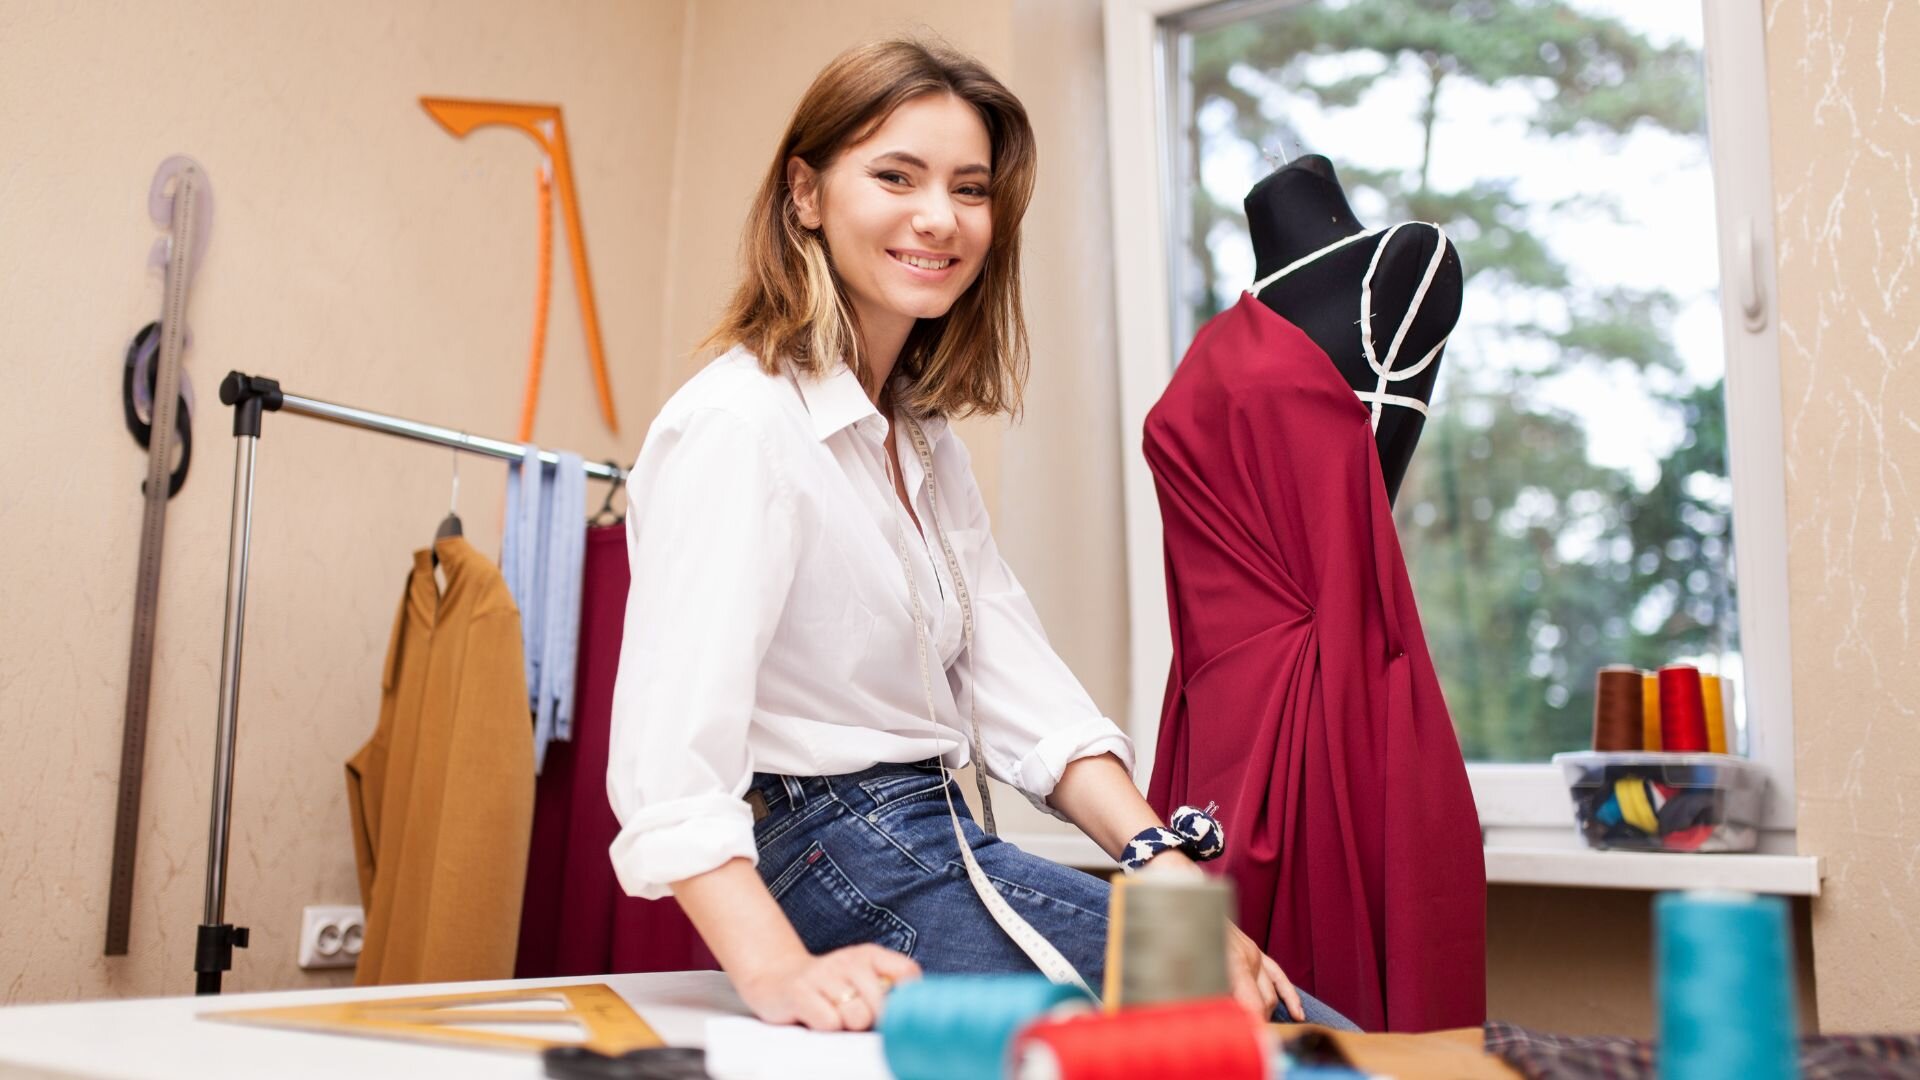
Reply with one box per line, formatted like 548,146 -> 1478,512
855,765 -> 948,810
766,840 -> 917,957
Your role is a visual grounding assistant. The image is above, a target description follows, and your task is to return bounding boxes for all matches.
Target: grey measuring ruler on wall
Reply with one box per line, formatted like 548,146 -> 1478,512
106,157 -> 212,956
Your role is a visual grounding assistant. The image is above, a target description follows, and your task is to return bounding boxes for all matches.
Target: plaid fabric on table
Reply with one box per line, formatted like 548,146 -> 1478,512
1484,1021 -> 1920,1079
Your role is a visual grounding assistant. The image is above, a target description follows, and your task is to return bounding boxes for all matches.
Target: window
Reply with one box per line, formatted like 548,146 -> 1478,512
1105,0 -> 1794,835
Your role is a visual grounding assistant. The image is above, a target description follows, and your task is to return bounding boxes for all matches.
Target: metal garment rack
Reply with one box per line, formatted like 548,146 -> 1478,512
195,371 -> 626,994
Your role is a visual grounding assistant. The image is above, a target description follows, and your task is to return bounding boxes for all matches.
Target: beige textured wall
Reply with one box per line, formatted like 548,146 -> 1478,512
1767,0 -> 1920,1032
0,0 -> 686,1001
999,0 -> 1130,760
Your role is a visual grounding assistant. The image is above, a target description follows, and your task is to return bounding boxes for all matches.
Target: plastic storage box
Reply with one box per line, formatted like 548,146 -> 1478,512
1551,751 -> 1769,853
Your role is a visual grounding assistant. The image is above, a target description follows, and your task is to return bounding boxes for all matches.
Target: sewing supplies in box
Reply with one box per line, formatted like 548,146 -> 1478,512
1555,660 -> 1767,853
1554,751 -> 1767,852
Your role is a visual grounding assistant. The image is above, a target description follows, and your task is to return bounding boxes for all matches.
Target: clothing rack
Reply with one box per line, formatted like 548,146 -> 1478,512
194,371 -> 627,995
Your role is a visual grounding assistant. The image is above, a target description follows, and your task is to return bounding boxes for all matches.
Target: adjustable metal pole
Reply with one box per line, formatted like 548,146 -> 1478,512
195,374 -> 279,993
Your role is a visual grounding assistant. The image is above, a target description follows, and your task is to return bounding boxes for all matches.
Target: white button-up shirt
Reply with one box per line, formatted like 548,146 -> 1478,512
607,346 -> 1133,899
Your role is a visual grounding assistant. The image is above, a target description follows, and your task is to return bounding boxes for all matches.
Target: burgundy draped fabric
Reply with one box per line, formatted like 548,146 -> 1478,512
516,524 -> 714,978
1143,293 -> 1485,1033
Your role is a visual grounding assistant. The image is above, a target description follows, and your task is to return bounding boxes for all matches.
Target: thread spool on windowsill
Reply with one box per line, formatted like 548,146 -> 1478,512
1659,664 -> 1710,752
1593,665 -> 1645,752
1593,663 -> 1736,757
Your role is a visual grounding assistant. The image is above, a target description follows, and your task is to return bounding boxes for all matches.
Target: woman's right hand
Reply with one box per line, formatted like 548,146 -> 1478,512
735,943 -> 923,1031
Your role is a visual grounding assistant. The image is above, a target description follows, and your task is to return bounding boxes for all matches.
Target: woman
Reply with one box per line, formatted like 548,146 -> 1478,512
607,38 -> 1355,1034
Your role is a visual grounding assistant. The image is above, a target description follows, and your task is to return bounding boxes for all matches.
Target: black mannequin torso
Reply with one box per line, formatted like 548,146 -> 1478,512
1245,155 -> 1461,505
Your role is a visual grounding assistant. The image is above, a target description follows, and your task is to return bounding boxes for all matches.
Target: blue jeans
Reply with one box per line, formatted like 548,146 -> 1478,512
748,760 -> 1360,1031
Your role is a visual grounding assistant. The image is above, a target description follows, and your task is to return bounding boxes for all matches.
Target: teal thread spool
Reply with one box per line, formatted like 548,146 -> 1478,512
881,974 -> 1092,1080
1656,891 -> 1799,1080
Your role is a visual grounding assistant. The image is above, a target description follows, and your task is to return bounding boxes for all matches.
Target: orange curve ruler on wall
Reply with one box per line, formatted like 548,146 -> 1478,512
421,97 -> 619,439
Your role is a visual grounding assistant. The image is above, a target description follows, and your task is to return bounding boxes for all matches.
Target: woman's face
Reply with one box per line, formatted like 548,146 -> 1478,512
788,93 -> 994,359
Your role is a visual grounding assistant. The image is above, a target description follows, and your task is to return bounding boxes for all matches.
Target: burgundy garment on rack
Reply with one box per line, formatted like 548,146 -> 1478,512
516,523 -> 713,978
1143,293 -> 1485,1034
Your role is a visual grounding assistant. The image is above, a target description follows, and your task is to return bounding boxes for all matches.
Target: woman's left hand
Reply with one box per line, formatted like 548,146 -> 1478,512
1226,920 -> 1303,1022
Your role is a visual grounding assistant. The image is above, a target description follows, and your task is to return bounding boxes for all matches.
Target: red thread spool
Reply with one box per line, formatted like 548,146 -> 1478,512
1011,997 -> 1268,1080
1658,664 -> 1709,752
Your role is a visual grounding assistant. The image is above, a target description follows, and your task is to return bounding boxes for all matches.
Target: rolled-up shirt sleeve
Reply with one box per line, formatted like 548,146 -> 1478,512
607,406 -> 796,899
940,439 -> 1134,819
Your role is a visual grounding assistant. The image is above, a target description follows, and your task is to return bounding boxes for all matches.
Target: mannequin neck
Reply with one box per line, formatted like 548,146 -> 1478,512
1245,155 -> 1367,282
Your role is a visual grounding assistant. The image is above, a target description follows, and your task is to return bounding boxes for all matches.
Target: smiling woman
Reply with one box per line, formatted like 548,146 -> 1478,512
700,39 -> 1036,420
785,95 -> 996,384
611,37 -> 1358,1035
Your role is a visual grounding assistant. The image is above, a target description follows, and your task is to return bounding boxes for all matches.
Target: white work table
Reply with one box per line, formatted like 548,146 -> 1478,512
0,970 -> 750,1080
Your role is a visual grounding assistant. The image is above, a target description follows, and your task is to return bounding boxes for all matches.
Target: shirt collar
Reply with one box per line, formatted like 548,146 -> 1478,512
794,360 -> 885,442
792,361 -> 952,448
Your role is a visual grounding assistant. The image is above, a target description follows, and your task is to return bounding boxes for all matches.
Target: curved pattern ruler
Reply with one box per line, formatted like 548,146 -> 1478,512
106,156 -> 211,956
420,97 -> 619,439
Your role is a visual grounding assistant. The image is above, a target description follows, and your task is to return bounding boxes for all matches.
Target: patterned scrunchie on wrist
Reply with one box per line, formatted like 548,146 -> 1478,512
1119,803 -> 1225,874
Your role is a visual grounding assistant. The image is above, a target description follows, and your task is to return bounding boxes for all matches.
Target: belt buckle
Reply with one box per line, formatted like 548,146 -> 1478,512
745,788 -> 770,823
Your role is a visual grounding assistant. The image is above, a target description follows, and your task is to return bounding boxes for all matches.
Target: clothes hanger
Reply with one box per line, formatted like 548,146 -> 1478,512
436,444 -> 464,539
588,460 -> 627,527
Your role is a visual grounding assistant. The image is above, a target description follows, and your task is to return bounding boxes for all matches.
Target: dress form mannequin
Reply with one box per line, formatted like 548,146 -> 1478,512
1245,154 -> 1462,505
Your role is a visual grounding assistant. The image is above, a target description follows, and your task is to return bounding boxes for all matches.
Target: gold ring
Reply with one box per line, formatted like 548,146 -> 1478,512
834,986 -> 859,1006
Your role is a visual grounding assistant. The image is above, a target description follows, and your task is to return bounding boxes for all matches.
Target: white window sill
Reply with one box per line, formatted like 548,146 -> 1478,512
1484,845 -> 1821,896
1004,831 -> 1823,897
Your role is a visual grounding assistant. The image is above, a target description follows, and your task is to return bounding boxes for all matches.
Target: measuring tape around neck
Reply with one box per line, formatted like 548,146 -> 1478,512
889,413 -> 1095,998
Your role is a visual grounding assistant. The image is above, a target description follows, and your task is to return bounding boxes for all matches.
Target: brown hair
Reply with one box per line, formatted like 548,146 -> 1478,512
699,38 -> 1036,419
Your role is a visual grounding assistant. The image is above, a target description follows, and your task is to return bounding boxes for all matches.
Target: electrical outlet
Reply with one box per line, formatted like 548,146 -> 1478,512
298,905 -> 365,970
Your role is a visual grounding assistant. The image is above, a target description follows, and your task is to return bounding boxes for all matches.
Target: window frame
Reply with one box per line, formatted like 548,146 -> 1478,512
1100,0 -> 1798,843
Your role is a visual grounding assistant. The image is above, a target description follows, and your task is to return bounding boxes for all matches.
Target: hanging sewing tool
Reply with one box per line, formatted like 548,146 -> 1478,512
420,97 -> 618,439
121,320 -> 196,497
107,154 -> 212,957
204,982 -> 662,1056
